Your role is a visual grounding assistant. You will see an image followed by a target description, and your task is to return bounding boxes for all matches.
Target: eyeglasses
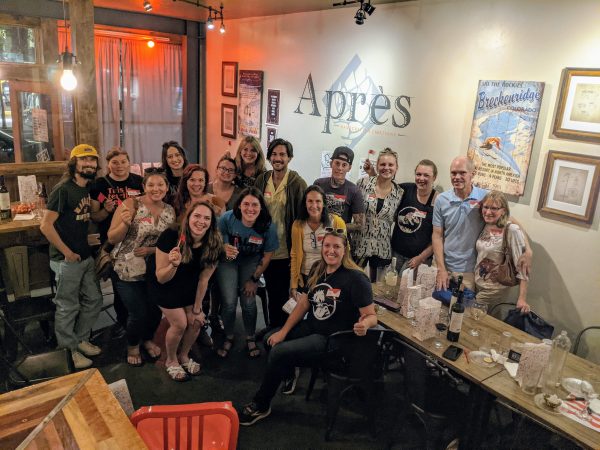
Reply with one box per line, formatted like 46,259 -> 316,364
144,167 -> 166,174
482,205 -> 503,212
310,231 -> 317,249
325,227 -> 346,235
218,166 -> 236,174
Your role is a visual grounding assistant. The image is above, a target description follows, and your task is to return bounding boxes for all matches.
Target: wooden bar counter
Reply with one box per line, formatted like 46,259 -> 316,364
0,369 -> 146,449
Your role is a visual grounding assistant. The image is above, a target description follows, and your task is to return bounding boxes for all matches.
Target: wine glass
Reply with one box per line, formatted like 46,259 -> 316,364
468,301 -> 488,337
409,295 -> 420,327
578,374 -> 600,420
433,309 -> 449,349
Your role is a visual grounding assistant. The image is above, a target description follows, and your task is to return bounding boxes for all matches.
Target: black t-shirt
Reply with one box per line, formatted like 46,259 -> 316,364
146,228 -> 217,309
165,173 -> 180,206
47,179 -> 93,261
391,183 -> 436,258
313,177 -> 365,224
306,265 -> 372,336
90,174 -> 143,241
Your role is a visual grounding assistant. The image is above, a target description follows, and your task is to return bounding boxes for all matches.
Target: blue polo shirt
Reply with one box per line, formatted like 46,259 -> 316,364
432,185 -> 488,272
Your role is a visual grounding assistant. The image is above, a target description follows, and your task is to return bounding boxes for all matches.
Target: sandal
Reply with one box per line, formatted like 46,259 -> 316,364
127,346 -> 143,367
246,337 -> 261,358
217,337 -> 234,358
142,341 -> 161,361
166,364 -> 190,382
180,358 -> 201,376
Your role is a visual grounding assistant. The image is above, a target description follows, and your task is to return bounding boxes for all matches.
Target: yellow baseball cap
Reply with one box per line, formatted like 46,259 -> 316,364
70,144 -> 99,159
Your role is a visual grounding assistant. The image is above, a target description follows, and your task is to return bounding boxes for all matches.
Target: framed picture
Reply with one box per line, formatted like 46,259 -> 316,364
553,68 -> 600,143
221,104 -> 237,139
221,61 -> 238,97
538,151 -> 600,225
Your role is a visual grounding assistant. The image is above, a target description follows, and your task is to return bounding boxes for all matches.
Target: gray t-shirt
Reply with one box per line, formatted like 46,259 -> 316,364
313,177 -> 365,223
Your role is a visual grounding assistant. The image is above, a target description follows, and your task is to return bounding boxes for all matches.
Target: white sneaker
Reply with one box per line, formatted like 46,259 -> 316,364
78,341 -> 102,356
72,351 -> 93,369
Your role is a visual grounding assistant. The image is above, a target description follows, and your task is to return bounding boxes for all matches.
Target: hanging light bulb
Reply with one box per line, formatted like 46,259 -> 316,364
60,51 -> 77,91
219,22 -> 225,34
207,16 -> 215,30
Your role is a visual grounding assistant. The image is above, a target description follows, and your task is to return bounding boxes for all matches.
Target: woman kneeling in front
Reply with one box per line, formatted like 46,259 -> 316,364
147,201 -> 223,381
238,230 -> 377,425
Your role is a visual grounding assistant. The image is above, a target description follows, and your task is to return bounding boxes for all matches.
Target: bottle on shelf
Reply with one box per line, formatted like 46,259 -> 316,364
0,175 -> 11,222
384,257 -> 398,298
449,275 -> 463,311
447,289 -> 465,342
540,330 -> 571,393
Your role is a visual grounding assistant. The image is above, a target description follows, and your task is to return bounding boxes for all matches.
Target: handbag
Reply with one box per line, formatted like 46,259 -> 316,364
495,224 -> 519,287
504,309 -> 554,340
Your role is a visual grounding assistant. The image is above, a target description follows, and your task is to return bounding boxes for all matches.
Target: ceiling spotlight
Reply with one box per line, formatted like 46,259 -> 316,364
207,16 -> 215,30
143,1 -> 152,12
362,1 -> 375,15
354,9 -> 366,25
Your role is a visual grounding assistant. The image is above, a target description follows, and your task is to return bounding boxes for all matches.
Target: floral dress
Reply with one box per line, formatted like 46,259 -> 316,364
352,176 -> 404,261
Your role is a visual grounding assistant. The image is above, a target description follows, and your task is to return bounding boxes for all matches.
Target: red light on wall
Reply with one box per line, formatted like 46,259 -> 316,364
147,40 -> 155,48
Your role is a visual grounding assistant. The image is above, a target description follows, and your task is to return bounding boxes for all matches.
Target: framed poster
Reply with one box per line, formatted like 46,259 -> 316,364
266,89 -> 280,125
221,62 -> 238,97
266,127 -> 277,148
238,70 -> 264,139
553,68 -> 600,143
537,151 -> 600,225
467,80 -> 544,196
221,104 -> 237,139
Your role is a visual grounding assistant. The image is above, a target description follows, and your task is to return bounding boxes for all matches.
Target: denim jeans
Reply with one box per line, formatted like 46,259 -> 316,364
49,257 -> 103,350
253,321 -> 327,409
216,255 -> 260,336
114,278 -> 162,346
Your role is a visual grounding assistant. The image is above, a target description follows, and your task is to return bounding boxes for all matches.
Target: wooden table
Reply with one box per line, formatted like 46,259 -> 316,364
0,369 -> 146,449
377,299 -> 600,449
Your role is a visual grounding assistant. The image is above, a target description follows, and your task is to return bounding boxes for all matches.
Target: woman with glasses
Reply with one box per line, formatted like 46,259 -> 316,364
208,154 -> 242,210
475,191 -> 530,312
290,186 -> 346,298
146,201 -> 223,381
161,141 -> 189,203
174,164 -> 226,219
216,188 -> 278,358
238,229 -> 377,426
353,148 -> 404,282
234,136 -> 267,189
107,168 -> 176,366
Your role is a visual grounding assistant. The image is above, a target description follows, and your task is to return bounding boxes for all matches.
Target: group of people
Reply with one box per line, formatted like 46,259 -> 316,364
40,137 -> 534,425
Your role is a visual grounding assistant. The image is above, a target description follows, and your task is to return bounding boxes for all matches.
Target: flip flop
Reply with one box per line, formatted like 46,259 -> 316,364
246,337 -> 261,359
181,358 -> 201,376
127,346 -> 143,367
166,364 -> 190,382
217,337 -> 234,358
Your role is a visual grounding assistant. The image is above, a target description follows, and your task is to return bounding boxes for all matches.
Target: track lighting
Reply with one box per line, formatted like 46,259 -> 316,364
333,0 -> 376,25
207,16 -> 215,30
219,22 -> 226,34
143,1 -> 152,12
355,9 -> 365,25
362,1 -> 376,15
172,1 -> 226,34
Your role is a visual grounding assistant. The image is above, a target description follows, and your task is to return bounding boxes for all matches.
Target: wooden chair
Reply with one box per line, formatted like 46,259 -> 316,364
130,401 -> 239,450
0,245 -> 55,361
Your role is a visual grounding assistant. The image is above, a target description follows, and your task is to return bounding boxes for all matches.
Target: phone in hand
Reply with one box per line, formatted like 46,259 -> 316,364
442,344 -> 463,361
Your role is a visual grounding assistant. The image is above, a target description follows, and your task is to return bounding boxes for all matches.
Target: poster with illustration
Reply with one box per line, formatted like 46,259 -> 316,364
238,70 -> 264,138
467,80 -> 544,196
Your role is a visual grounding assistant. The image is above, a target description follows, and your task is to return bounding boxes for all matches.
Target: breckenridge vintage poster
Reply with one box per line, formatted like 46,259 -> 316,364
467,80 -> 544,196
238,70 -> 264,139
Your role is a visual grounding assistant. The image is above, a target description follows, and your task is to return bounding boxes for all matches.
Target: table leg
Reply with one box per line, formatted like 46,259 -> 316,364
459,384 -> 494,449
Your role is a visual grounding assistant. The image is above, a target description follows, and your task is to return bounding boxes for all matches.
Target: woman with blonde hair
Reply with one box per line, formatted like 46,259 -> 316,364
475,190 -> 530,312
239,230 -> 377,426
234,136 -> 266,189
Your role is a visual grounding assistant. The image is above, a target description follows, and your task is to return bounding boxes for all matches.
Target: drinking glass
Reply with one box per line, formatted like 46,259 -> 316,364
577,374 -> 600,420
34,182 -> 46,220
409,295 -> 421,327
376,266 -> 386,292
433,309 -> 449,349
468,301 -> 488,336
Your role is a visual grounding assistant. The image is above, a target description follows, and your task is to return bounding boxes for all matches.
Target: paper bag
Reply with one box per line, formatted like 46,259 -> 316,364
398,268 -> 416,316
515,342 -> 552,387
412,297 -> 442,341
415,264 -> 438,299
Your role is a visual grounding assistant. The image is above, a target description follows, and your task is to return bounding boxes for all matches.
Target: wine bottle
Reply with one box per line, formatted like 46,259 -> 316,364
448,275 -> 463,311
447,290 -> 465,342
0,176 -> 11,222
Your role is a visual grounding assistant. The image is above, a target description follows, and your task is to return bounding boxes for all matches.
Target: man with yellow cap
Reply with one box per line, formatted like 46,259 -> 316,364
40,144 -> 104,369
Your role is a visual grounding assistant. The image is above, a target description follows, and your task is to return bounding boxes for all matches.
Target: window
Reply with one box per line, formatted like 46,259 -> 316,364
0,24 -> 37,64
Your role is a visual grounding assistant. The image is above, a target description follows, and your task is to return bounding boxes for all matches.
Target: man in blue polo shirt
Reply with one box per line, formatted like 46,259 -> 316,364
432,156 -> 532,291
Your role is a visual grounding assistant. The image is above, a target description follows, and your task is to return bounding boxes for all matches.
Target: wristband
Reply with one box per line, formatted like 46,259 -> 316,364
250,274 -> 260,283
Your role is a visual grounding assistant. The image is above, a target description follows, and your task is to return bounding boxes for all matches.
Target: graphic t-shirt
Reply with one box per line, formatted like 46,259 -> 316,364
391,183 -> 436,258
313,177 -> 365,224
90,174 -> 143,241
47,179 -> 93,261
218,210 -> 278,258
306,266 -> 372,336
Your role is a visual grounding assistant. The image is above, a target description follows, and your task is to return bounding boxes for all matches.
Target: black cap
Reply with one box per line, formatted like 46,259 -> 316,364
331,146 -> 354,165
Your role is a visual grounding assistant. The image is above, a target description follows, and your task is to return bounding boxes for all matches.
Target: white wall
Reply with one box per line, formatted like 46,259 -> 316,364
206,0 -> 600,348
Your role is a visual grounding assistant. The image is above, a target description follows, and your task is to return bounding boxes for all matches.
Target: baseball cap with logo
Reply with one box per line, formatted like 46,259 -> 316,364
331,146 -> 354,165
70,144 -> 99,159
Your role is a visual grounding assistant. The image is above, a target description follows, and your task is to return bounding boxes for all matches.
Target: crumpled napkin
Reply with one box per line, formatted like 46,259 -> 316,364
488,349 -> 519,378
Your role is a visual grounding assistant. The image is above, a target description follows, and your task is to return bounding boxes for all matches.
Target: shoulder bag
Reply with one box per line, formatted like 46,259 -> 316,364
495,224 -> 519,287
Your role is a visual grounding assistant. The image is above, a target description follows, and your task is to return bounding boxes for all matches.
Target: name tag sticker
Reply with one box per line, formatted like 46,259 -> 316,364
368,194 -> 376,201
468,200 -> 480,209
326,288 -> 341,299
140,216 -> 153,224
264,191 -> 273,199
248,236 -> 263,245
333,194 -> 347,201
127,189 -> 141,197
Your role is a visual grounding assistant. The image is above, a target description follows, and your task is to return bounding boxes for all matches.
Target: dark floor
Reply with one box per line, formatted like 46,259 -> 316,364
1,299 -> 583,450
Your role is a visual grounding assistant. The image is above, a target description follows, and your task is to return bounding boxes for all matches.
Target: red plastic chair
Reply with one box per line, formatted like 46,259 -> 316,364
130,401 -> 239,450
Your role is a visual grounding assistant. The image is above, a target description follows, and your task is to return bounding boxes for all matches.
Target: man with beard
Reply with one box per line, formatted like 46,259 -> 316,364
40,144 -> 104,369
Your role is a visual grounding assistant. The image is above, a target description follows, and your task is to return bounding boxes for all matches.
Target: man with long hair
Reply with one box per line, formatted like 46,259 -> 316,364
40,144 -> 104,369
